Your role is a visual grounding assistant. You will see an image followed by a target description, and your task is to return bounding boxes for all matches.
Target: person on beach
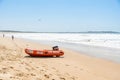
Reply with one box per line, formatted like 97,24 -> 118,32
3,34 -> 5,38
12,35 -> 14,40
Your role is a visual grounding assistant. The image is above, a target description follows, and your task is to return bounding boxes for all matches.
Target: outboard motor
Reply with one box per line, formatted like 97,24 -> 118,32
52,46 -> 59,51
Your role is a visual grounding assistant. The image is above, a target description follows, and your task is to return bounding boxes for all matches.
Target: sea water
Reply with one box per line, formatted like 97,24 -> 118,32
5,33 -> 120,49
4,32 -> 120,63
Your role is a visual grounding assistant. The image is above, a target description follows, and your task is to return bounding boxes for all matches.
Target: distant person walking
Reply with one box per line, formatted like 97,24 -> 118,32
3,34 -> 5,38
12,35 -> 14,40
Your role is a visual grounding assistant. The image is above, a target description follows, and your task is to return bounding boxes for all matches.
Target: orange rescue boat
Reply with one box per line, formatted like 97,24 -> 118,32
25,46 -> 64,57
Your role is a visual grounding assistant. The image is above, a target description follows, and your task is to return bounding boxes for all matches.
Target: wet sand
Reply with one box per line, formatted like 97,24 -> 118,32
0,37 -> 120,80
35,40 -> 120,63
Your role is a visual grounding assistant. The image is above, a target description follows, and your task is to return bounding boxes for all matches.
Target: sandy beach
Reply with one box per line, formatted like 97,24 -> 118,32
0,37 -> 120,80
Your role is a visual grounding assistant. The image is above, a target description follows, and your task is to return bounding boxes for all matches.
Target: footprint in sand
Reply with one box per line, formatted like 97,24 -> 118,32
44,74 -> 49,78
51,67 -> 59,73
80,68 -> 83,71
9,66 -> 14,69
10,76 -> 15,79
65,64 -> 70,66
52,67 -> 56,69
31,73 -> 36,76
40,69 -> 44,72
1,67 -> 8,74
25,67 -> 31,71
60,77 -> 66,80
36,67 -> 39,68
16,73 -> 24,77
66,73 -> 70,76
74,66 -> 78,68
71,76 -> 76,80
2,67 -> 7,70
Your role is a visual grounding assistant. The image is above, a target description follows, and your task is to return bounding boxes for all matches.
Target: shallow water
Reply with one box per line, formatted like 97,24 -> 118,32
34,40 -> 120,63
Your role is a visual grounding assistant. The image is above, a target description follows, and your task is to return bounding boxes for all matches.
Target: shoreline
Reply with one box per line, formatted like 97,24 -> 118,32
1,32 -> 120,49
28,39 -> 120,63
0,37 -> 120,80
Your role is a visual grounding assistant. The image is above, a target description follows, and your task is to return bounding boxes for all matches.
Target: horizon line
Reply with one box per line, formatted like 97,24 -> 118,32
0,30 -> 120,33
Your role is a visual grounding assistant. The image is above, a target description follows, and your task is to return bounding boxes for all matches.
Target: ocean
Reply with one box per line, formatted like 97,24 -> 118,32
2,32 -> 120,63
4,32 -> 120,49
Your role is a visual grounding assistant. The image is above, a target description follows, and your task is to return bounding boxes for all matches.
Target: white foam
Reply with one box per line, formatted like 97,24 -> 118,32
4,33 -> 120,49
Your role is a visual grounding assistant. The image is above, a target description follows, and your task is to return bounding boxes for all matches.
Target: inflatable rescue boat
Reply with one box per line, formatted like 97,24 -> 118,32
25,46 -> 64,57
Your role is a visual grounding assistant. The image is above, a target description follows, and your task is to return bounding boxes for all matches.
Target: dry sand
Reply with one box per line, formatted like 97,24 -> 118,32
0,37 -> 120,80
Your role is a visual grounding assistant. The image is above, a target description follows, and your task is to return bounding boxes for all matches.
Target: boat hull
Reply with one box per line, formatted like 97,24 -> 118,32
25,49 -> 64,57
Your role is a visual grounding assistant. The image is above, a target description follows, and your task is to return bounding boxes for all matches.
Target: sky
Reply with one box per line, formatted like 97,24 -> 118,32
0,0 -> 120,32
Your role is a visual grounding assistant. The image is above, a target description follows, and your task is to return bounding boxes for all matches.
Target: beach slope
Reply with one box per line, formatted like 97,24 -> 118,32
0,37 -> 120,80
